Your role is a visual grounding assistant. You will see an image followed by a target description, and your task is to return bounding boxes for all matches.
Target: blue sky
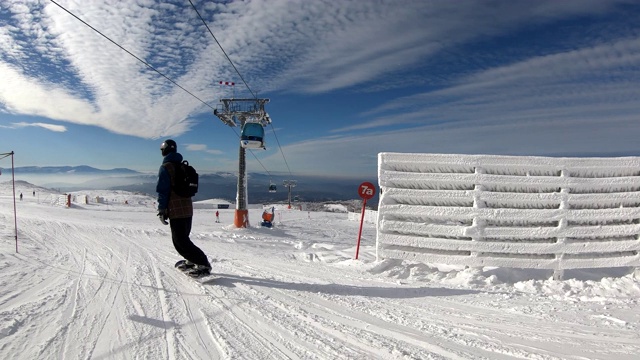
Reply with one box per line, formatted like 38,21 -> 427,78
1,0 -> 640,181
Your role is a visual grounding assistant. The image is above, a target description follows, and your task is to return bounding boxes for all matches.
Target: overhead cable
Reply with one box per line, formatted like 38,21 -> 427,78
187,0 -> 257,99
49,0 -> 215,111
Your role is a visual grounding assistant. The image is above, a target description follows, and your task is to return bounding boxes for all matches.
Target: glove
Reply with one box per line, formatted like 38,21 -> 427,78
158,209 -> 168,225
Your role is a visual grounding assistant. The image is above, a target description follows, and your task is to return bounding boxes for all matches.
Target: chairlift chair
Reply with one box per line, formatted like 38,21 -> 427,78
268,182 -> 277,193
240,122 -> 265,149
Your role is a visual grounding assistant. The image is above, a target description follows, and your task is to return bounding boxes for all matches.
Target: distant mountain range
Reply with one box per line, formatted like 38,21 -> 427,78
14,165 -> 139,174
7,165 -> 378,205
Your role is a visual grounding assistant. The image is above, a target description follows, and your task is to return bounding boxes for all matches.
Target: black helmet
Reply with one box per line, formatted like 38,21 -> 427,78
160,139 -> 177,156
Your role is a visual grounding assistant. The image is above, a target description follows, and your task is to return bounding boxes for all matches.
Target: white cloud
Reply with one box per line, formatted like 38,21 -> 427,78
349,36 -> 640,134
1,1 -> 213,138
0,0 -> 637,142
257,111 -> 640,178
185,143 -> 223,155
10,122 -> 67,132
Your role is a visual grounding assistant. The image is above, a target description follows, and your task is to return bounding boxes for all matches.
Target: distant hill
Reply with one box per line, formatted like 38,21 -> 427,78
113,172 -> 377,205
2,179 -> 374,211
14,166 -> 140,174
7,166 -> 378,205
0,180 -> 63,196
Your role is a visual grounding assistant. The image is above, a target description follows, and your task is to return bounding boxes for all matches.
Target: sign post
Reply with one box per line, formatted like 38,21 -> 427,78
355,181 -> 376,259
0,151 -> 17,252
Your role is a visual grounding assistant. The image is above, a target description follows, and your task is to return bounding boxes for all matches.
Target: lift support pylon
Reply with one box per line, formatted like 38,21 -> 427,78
213,98 -> 271,228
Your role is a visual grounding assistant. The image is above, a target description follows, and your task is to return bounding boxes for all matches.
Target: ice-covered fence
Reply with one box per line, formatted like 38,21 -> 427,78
50,194 -> 70,207
377,153 -> 640,271
348,210 -> 378,224
69,195 -> 88,204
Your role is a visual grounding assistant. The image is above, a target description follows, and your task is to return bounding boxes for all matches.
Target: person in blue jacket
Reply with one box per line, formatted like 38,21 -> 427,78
156,139 -> 211,277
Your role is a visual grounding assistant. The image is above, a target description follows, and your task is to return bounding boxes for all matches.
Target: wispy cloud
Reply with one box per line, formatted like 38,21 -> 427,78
258,110 -> 640,178
185,143 -> 223,155
347,36 -> 640,134
1,121 -> 67,132
0,0 -> 637,142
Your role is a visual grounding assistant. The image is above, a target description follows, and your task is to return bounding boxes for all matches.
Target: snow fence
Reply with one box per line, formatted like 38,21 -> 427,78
377,153 -> 640,271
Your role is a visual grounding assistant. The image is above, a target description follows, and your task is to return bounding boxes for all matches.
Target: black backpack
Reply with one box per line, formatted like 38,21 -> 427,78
168,160 -> 198,197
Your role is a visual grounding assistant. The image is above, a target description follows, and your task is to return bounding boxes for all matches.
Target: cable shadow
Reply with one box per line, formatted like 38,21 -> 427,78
128,314 -> 178,329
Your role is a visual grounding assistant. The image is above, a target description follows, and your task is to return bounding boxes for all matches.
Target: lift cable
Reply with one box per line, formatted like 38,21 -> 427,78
248,150 -> 272,177
189,1 -> 294,180
50,0 -> 281,181
0,152 -> 15,160
50,0 -> 290,184
49,0 -> 215,111
187,0 -> 257,99
268,124 -> 293,178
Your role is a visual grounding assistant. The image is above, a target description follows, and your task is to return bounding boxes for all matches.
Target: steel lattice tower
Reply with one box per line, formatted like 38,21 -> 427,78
213,98 -> 271,227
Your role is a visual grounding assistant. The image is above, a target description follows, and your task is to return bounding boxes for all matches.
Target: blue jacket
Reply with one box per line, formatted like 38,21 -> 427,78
156,152 -> 183,210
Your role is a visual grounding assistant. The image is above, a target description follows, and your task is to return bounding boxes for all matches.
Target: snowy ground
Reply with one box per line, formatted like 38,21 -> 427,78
0,181 -> 639,359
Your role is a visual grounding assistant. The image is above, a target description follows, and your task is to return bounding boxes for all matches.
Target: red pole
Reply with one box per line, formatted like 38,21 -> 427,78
11,151 -> 18,253
355,199 -> 367,260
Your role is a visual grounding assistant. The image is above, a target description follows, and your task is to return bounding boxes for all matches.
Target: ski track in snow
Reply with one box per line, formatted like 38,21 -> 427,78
0,189 -> 639,359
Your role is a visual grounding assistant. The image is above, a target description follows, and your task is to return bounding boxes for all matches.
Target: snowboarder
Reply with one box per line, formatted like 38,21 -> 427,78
156,139 -> 211,277
215,210 -> 220,223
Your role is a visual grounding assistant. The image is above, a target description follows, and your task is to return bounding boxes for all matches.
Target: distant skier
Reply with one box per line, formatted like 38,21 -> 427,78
215,210 -> 220,223
156,139 -> 211,277
19,192 -> 23,201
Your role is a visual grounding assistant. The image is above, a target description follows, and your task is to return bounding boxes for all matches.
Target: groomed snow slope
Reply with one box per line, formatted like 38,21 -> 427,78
0,183 -> 639,359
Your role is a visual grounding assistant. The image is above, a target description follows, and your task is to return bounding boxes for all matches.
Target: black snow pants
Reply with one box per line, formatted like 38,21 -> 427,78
169,217 -> 209,266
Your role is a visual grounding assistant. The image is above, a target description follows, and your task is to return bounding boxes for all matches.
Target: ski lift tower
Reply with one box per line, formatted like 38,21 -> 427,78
283,180 -> 297,209
213,98 -> 271,228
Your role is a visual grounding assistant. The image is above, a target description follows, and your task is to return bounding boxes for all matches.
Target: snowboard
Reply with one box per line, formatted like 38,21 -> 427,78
175,259 -> 212,279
